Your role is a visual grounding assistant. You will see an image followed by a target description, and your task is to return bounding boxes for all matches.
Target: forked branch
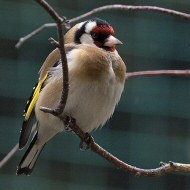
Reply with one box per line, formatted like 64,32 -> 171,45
69,4 -> 190,23
15,4 -> 190,48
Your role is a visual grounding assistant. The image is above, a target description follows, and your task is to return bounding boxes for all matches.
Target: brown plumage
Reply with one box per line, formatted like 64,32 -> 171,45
17,18 -> 126,176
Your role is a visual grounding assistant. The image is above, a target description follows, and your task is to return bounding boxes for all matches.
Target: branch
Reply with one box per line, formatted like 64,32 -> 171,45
64,117 -> 190,177
35,0 -> 69,117
15,4 -> 190,48
15,23 -> 56,48
0,143 -> 19,169
126,70 -> 190,79
69,4 -> 190,24
0,125 -> 36,169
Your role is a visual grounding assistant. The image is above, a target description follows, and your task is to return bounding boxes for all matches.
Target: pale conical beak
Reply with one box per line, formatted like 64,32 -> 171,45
104,35 -> 123,47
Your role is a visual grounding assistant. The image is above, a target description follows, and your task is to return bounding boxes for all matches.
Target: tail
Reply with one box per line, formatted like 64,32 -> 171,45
16,132 -> 45,176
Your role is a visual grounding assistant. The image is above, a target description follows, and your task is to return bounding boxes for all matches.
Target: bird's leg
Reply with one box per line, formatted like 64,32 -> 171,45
63,115 -> 94,151
79,133 -> 94,151
63,115 -> 75,132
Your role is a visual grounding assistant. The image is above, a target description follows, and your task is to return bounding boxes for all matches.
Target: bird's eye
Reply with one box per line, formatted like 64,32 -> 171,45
91,32 -> 99,39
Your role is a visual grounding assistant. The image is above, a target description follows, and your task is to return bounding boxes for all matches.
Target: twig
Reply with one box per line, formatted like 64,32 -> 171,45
69,4 -> 190,24
35,0 -> 69,117
0,125 -> 36,169
65,117 -> 190,177
15,4 -> 190,48
15,23 -> 56,48
48,37 -> 59,47
126,70 -> 190,79
0,143 -> 19,169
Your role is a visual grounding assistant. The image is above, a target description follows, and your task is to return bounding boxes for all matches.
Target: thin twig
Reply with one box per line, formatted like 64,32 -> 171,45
15,23 -> 56,48
0,125 -> 36,169
35,0 -> 69,117
69,5 -> 190,24
0,144 -> 19,169
126,70 -> 190,79
64,117 -> 190,177
92,143 -> 190,177
15,4 -> 190,48
48,37 -> 59,48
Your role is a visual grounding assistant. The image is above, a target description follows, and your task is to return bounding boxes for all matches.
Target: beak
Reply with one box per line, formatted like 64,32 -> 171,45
104,35 -> 123,47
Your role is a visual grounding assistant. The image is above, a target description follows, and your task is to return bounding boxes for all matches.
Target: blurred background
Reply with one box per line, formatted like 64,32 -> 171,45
0,0 -> 190,189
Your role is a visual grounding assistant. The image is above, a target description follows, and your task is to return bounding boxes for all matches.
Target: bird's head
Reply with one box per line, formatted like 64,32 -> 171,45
65,18 -> 122,52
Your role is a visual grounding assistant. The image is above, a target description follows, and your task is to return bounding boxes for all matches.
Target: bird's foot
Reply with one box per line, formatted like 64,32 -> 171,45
79,133 -> 94,151
64,116 -> 76,132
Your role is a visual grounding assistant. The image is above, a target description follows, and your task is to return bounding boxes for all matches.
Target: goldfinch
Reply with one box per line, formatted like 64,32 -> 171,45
16,18 -> 126,175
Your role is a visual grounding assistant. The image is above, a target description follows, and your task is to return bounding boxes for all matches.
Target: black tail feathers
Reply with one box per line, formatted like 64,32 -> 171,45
16,132 -> 45,176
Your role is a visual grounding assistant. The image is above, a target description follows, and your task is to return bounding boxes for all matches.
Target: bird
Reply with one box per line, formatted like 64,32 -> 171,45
16,18 -> 126,176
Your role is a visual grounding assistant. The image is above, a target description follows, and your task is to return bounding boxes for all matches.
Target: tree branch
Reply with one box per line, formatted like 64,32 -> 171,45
0,125 -> 36,169
15,23 -> 56,48
15,4 -> 190,48
0,143 -> 19,169
35,0 -> 69,117
64,117 -> 190,177
126,70 -> 190,79
69,4 -> 190,24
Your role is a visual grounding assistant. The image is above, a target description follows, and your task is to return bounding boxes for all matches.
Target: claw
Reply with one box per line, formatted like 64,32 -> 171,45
63,116 -> 94,151
64,116 -> 76,132
79,140 -> 89,151
169,161 -> 174,166
79,133 -> 93,151
64,126 -> 73,133
159,162 -> 167,167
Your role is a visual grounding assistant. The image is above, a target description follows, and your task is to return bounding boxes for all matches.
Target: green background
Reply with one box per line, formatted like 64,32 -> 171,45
0,0 -> 190,189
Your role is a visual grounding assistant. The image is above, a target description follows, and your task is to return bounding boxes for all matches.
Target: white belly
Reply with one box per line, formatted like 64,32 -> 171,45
64,74 -> 124,132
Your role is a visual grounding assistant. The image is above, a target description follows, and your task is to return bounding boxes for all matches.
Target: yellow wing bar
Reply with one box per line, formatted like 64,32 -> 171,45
25,72 -> 48,120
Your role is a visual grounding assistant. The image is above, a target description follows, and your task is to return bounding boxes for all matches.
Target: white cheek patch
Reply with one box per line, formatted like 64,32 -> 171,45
80,33 -> 95,46
85,21 -> 97,33
77,21 -> 85,29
